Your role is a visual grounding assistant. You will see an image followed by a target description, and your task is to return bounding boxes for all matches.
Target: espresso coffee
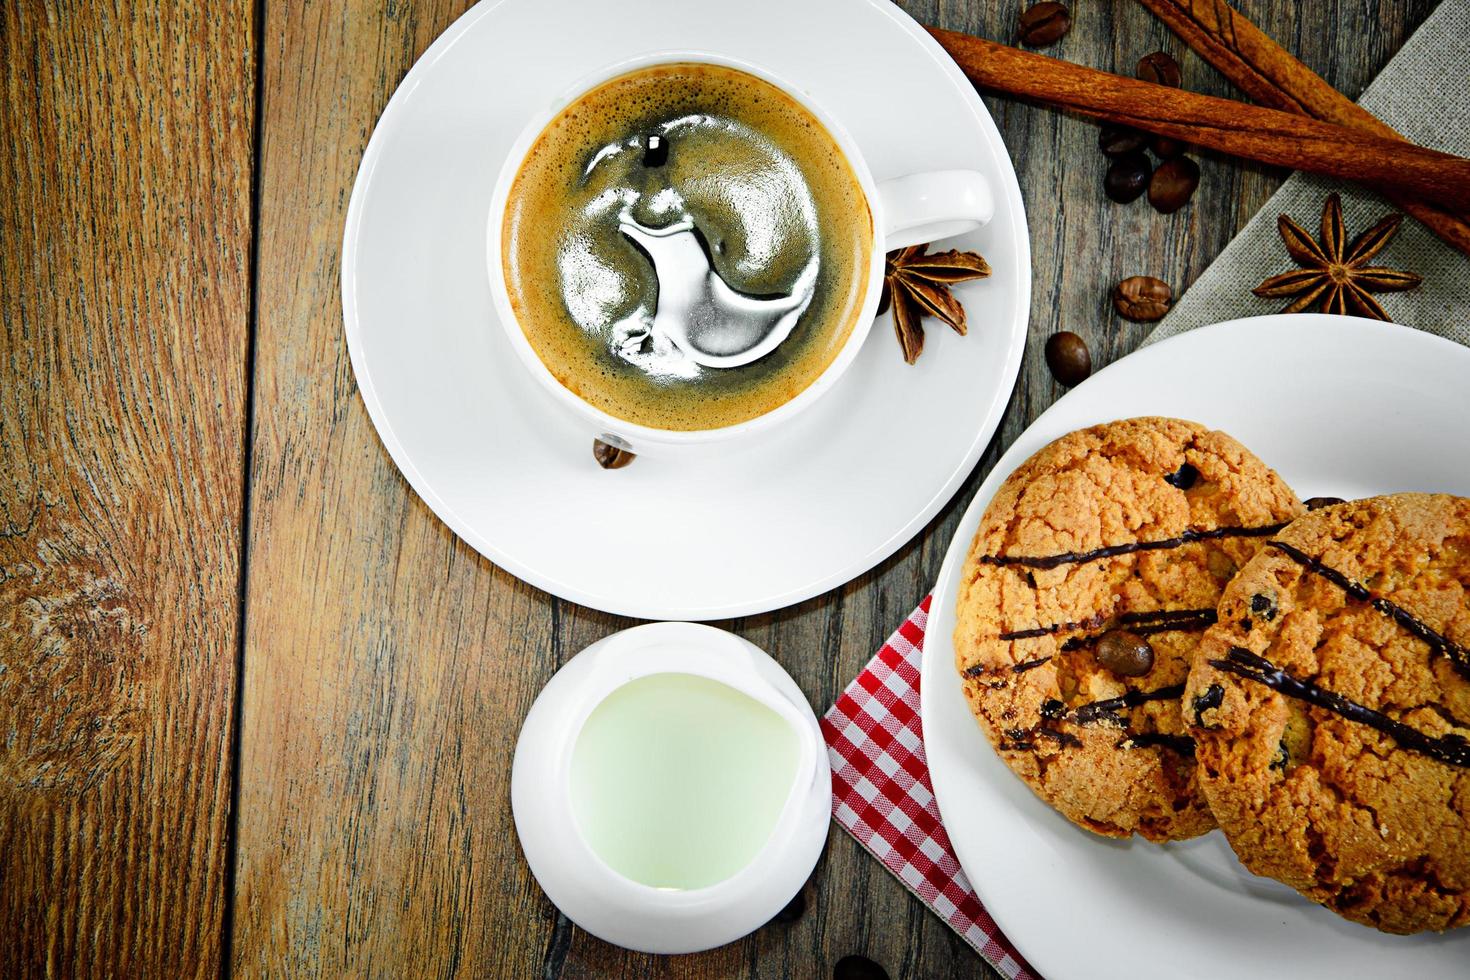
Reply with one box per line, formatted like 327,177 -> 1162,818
501,62 -> 873,431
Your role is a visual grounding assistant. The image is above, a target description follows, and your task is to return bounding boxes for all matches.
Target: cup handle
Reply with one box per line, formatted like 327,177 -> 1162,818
877,170 -> 994,251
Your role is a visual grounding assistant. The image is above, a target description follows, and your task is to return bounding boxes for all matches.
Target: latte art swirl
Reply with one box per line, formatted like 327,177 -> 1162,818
502,63 -> 871,431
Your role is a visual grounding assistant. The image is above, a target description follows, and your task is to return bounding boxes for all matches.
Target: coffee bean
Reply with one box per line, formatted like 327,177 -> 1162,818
1044,331 -> 1091,386
834,955 -> 891,980
1136,51 -> 1182,88
593,438 -> 636,469
1017,2 -> 1071,47
1148,155 -> 1200,214
1098,123 -> 1147,158
1104,151 -> 1151,203
1306,495 -> 1346,510
1095,630 -> 1155,677
641,134 -> 667,167
1113,276 -> 1173,322
1150,133 -> 1184,158
771,888 -> 805,923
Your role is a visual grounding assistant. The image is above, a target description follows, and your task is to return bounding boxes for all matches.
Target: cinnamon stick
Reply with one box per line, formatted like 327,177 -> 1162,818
925,26 -> 1470,214
1135,0 -> 1470,256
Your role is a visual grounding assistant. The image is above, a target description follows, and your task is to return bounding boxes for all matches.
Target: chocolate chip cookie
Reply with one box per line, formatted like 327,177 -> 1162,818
953,417 -> 1303,841
1187,493 -> 1470,933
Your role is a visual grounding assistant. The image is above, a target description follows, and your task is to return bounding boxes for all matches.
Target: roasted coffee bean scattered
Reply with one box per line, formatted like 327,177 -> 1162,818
1164,462 -> 1199,490
1095,630 -> 1155,677
641,134 -> 668,167
1044,331 -> 1092,386
1113,276 -> 1173,321
593,438 -> 636,469
1306,495 -> 1346,510
1136,51 -> 1182,88
1017,2 -> 1072,47
1150,133 -> 1183,158
772,889 -> 805,923
834,954 -> 891,980
1148,156 -> 1201,213
1098,123 -> 1148,158
1104,152 -> 1152,203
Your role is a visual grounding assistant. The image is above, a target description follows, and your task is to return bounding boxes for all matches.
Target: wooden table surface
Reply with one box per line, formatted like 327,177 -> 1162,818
0,1 -> 1436,976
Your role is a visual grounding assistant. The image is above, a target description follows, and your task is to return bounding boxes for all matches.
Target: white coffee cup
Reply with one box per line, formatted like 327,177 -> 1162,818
486,51 -> 993,456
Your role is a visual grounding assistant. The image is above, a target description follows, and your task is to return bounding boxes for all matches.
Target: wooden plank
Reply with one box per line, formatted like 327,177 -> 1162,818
0,2 -> 255,977
233,0 -> 1433,977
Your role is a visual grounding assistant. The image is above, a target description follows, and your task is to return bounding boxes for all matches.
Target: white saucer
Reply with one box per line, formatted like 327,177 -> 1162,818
341,0 -> 1029,620
921,315 -> 1470,979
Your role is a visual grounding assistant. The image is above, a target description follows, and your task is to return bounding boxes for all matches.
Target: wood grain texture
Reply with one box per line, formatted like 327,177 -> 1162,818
0,1 -> 254,977
230,1 -> 1436,978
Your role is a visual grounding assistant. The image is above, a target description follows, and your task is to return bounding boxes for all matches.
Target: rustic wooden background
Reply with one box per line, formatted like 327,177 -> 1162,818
0,0 -> 1437,977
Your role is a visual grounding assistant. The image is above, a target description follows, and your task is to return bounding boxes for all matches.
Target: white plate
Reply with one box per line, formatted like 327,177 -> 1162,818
922,315 -> 1470,980
341,0 -> 1029,620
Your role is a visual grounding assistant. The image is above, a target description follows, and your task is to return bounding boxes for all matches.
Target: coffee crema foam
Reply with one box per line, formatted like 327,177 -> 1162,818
501,63 -> 872,431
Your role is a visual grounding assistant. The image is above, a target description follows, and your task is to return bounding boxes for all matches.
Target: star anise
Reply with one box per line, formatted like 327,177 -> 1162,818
878,244 -> 991,363
1252,193 -> 1421,320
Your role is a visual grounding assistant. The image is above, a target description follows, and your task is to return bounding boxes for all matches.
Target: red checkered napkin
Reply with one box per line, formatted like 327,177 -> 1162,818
821,596 -> 1038,980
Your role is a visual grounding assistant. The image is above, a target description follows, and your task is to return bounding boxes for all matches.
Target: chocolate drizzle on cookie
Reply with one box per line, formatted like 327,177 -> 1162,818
1122,732 -> 1196,755
1061,608 -> 1217,650
1210,647 -> 1470,769
979,523 -> 1289,570
999,612 -> 1106,641
999,684 -> 1190,754
1268,540 -> 1470,679
1073,684 -> 1186,725
1001,726 -> 1081,751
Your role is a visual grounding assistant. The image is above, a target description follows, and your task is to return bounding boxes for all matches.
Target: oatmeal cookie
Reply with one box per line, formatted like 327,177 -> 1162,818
1187,493 -> 1470,934
954,417 -> 1302,840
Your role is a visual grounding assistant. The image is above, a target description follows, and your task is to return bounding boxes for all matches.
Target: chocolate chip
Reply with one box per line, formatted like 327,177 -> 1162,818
1136,51 -> 1182,88
1150,133 -> 1184,158
1017,2 -> 1072,47
771,888 -> 805,923
1269,740 -> 1290,771
1192,683 -> 1224,728
1104,151 -> 1152,203
593,438 -> 636,469
1250,592 -> 1277,620
1239,617 -> 1253,631
1148,156 -> 1200,214
1095,630 -> 1155,677
1163,462 -> 1199,490
1098,123 -> 1147,158
1113,275 -> 1173,321
641,134 -> 668,167
1044,331 -> 1092,386
1041,698 -> 1065,720
834,954 -> 891,980
1306,496 -> 1346,511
